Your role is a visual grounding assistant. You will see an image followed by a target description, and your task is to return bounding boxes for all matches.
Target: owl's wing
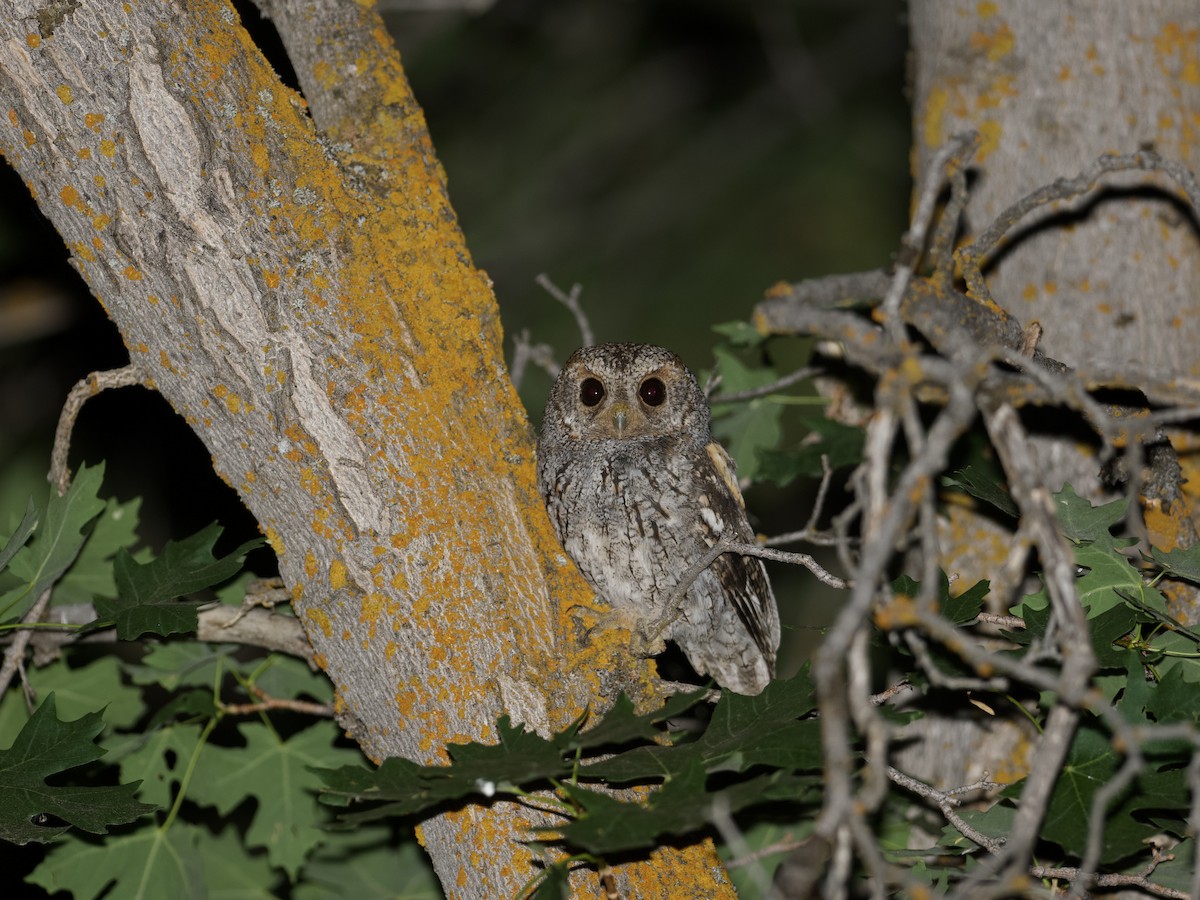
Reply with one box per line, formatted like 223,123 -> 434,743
698,442 -> 780,668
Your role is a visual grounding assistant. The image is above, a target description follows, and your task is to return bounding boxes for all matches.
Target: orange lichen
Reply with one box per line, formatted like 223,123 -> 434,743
970,21 -> 1014,62
330,558 -> 348,591
305,608 -> 333,638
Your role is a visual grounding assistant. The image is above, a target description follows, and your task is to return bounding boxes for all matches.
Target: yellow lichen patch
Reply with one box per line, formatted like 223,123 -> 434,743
56,84 -> 74,105
251,142 -> 269,172
976,119 -> 1002,161
265,525 -> 284,555
71,240 -> 95,262
299,467 -> 322,496
306,607 -> 333,638
969,21 -> 1014,62
330,558 -> 348,591
263,269 -> 281,289
977,1 -> 997,17
93,213 -> 110,230
25,33 -> 40,48
84,112 -> 104,130
873,594 -> 919,630
304,550 -> 318,579
99,139 -> 115,157
123,266 -> 142,281
60,184 -> 83,210
923,85 -> 950,149
77,147 -> 91,159
1155,22 -> 1200,88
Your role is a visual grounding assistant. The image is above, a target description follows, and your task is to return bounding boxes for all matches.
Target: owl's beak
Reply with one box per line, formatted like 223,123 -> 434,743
610,403 -> 630,435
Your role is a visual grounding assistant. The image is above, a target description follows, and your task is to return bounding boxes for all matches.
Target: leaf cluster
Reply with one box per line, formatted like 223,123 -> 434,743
0,466 -> 435,899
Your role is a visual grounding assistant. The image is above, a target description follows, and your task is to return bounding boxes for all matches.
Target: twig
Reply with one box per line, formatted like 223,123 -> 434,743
535,273 -> 594,348
880,132 -> 979,335
50,364 -> 144,493
219,685 -> 333,718
887,766 -> 1005,853
709,366 -> 822,404
957,149 -> 1200,309
764,454 -> 838,547
651,540 -> 847,641
709,795 -> 774,898
510,328 -> 560,392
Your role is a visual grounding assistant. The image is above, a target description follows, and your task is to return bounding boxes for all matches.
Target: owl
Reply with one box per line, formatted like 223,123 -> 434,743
537,342 -> 780,695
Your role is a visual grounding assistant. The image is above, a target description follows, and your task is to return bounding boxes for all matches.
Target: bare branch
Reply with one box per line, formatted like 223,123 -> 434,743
536,273 -> 595,348
50,364 -> 145,494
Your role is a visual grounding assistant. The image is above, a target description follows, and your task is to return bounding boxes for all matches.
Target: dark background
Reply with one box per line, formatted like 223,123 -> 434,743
0,0 -> 910,663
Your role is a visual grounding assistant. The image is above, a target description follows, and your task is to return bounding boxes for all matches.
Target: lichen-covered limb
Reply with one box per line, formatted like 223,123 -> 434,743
0,1 -> 723,894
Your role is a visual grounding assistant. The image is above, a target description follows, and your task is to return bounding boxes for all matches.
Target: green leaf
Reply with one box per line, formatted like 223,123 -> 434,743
711,320 -> 767,347
583,667 -> 820,782
1144,664 -> 1200,727
943,465 -> 1017,517
254,654 -> 335,705
125,641 -> 253,690
554,760 -> 814,854
108,723 -> 205,810
191,721 -> 362,878
27,819 -> 205,900
1007,720 -> 1190,865
52,495 -> 143,605
1012,541 -> 1167,621
757,417 -> 865,486
1053,484 -> 1127,542
318,715 -> 564,823
1149,543 -> 1200,584
197,825 -> 280,899
942,578 -> 989,626
0,694 -> 154,844
710,346 -> 783,480
294,826 -> 440,900
0,656 -> 144,735
529,865 -> 570,900
93,523 -> 263,639
0,497 -> 38,573
559,687 -> 708,752
0,464 -> 107,621
1087,605 -> 1141,669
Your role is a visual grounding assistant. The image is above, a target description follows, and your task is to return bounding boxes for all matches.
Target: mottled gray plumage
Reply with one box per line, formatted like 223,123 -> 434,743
537,342 -> 780,695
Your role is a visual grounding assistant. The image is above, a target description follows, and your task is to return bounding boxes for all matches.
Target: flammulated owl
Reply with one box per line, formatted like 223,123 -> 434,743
537,342 -> 780,695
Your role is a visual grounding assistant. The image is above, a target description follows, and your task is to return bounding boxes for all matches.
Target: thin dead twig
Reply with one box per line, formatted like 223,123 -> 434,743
535,273 -> 594,348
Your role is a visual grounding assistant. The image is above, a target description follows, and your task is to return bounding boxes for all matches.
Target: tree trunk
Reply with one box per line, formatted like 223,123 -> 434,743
0,0 -> 730,894
912,0 -> 1200,377
897,0 -> 1200,790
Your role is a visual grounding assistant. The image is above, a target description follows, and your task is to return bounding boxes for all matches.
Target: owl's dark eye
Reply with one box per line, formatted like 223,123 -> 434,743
639,377 -> 666,407
580,377 -> 605,407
